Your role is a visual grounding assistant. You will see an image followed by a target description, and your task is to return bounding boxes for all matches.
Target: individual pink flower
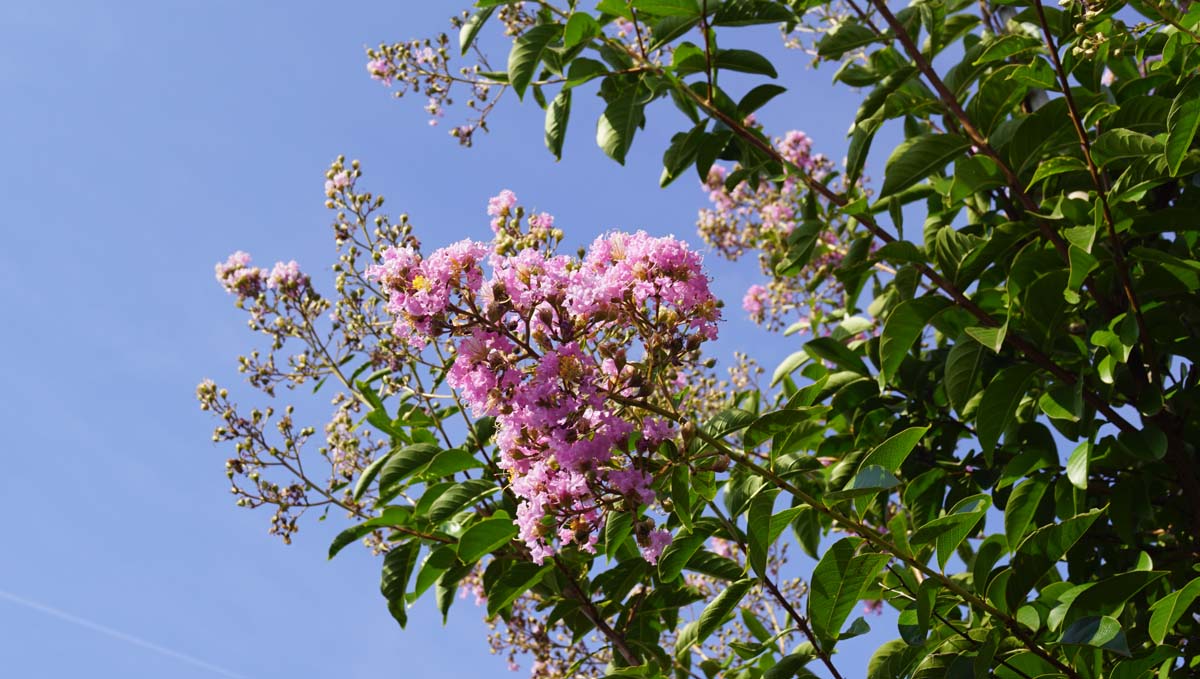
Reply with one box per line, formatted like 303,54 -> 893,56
324,171 -> 350,196
267,260 -> 308,296
743,284 -> 767,320
366,58 -> 394,85
639,529 -> 672,565
863,599 -> 884,616
487,189 -> 518,233
215,251 -> 266,298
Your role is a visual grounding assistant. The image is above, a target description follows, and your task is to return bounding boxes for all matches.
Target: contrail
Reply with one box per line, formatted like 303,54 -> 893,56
0,589 -> 249,679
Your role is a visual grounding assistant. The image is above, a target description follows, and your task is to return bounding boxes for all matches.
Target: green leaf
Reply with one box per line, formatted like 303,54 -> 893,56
648,15 -> 700,49
808,538 -> 890,647
429,478 -> 498,523
859,426 -> 928,473
738,83 -> 787,116
910,494 -> 990,571
632,0 -> 700,16
1006,508 -> 1105,610
565,57 -> 609,88
605,512 -> 634,560
1061,616 -> 1130,655
805,336 -> 868,376
410,545 -> 457,602
487,562 -> 553,617
675,579 -> 755,657
846,110 -> 883,187
964,323 -> 1007,354
1028,156 -> 1087,189
714,49 -> 778,77
712,0 -> 794,26
563,12 -> 601,49
747,489 -> 777,577
1166,78 -> 1200,176
1091,129 -> 1163,167
976,364 -> 1037,454
685,549 -> 745,581
353,450 -> 394,501
597,91 -> 647,165
817,21 -> 877,59
880,134 -> 970,198
1062,570 -> 1166,628
944,339 -> 984,416
1066,440 -> 1090,490
826,465 -> 900,501
867,639 -> 921,679
659,532 -> 707,582
1004,475 -> 1049,548
771,350 -> 809,387
422,448 -> 484,478
507,23 -> 561,99
545,89 -> 572,160
660,123 -> 706,187
460,7 -> 495,55
763,649 -> 817,679
879,296 -> 950,384
328,506 -> 412,560
458,518 -> 519,564
380,540 -> 420,628
1149,576 -> 1200,644
378,443 -> 442,498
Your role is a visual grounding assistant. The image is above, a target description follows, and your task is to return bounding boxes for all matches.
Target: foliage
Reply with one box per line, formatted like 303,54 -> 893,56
201,1 -> 1200,678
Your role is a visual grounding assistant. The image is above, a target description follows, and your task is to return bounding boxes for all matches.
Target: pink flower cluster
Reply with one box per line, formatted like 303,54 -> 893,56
216,252 -> 312,302
369,197 -> 722,565
366,58 -> 395,85
215,251 -> 265,298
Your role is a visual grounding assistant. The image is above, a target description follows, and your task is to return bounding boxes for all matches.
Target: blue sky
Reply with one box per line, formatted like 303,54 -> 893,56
0,2 -> 904,677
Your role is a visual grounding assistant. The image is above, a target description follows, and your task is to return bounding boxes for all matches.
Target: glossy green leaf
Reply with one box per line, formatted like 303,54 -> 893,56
879,296 -> 950,384
487,562 -> 553,616
563,12 -> 601,49
380,540 -> 420,628
747,489 -> 777,577
459,7 -> 495,55
597,91 -> 646,165
944,339 -> 985,416
976,364 -> 1037,454
1148,576 -> 1200,644
659,532 -> 707,582
545,90 -> 572,160
1061,616 -> 1130,655
1066,439 -> 1090,490
428,478 -> 498,523
1004,475 -> 1049,548
675,579 -> 755,657
910,494 -> 990,571
808,538 -> 890,647
458,518 -> 518,564
859,426 -> 928,473
1006,508 -> 1105,610
378,443 -> 442,498
1165,78 -> 1200,176
507,24 -> 561,99
880,134 -> 970,197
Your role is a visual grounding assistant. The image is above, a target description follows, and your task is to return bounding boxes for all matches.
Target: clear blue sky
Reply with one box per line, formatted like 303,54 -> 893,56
0,2 -> 904,677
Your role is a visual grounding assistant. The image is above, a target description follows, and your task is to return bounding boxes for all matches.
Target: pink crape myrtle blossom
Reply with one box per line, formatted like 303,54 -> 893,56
487,189 -> 519,233
743,284 -> 767,321
215,251 -> 266,299
267,260 -> 309,296
370,198 -> 722,564
324,171 -> 350,196
366,57 -> 394,85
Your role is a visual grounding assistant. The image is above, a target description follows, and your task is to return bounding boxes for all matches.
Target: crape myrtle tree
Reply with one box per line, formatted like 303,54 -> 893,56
198,0 -> 1200,677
